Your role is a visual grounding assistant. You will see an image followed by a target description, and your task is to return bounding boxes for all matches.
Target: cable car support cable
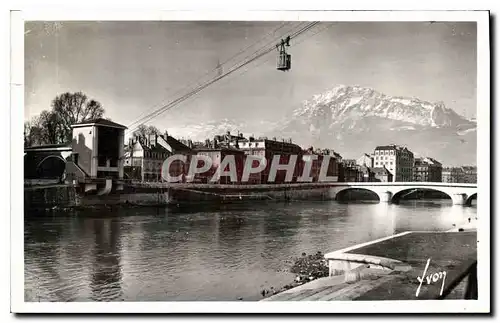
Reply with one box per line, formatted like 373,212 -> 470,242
126,22 -> 293,130
126,21 -> 320,134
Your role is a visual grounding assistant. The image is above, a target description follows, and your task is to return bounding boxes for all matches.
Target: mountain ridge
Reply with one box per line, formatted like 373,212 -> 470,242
270,85 -> 476,165
165,85 -> 476,166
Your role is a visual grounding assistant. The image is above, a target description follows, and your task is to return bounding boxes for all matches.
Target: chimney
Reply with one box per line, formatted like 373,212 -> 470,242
149,134 -> 157,148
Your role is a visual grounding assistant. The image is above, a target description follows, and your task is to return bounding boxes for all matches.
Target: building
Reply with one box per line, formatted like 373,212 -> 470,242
442,167 -> 461,183
192,145 -> 246,184
413,157 -> 442,182
340,162 -> 363,182
124,132 -> 192,182
230,135 -> 304,184
214,131 -> 246,148
461,166 -> 477,183
342,159 -> 357,167
69,118 -> 127,180
372,166 -> 393,182
356,153 -> 374,168
442,166 -> 477,183
373,144 -> 414,182
358,165 -> 375,182
301,147 -> 339,182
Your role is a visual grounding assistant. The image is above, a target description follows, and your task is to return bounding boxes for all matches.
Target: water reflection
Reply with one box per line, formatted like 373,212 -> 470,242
25,200 -> 477,301
371,203 -> 397,237
89,218 -> 123,301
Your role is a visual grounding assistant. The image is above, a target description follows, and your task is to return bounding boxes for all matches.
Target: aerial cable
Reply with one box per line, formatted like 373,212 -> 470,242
126,22 -> 292,130
126,22 -> 320,134
126,22 -> 319,134
127,22 -> 308,131
230,22 -> 335,80
126,22 -> 309,134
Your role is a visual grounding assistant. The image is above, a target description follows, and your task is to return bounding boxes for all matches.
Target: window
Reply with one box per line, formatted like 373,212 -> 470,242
375,151 -> 379,155
390,151 -> 394,155
390,162 -> 393,165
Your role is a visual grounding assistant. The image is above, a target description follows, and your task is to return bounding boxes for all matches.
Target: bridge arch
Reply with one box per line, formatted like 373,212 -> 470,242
465,193 -> 477,206
335,187 -> 380,202
36,155 -> 67,179
390,187 -> 452,204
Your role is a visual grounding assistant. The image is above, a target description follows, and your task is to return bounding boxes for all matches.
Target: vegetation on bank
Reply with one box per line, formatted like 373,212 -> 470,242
260,251 -> 329,298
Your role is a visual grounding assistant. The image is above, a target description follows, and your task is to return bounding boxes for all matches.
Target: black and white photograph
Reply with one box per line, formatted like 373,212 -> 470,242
10,9 -> 490,314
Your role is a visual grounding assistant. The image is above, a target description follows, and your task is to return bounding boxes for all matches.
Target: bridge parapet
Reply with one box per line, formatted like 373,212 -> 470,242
328,182 -> 477,206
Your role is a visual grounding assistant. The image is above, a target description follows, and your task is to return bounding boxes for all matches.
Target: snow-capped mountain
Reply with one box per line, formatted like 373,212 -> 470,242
164,85 -> 476,166
286,84 -> 475,129
269,85 -> 476,165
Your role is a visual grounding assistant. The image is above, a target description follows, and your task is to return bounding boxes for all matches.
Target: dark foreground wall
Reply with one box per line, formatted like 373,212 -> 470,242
24,184 -> 336,211
24,185 -> 78,210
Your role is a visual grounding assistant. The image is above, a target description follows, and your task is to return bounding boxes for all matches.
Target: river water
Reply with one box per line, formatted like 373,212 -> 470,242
24,199 -> 477,302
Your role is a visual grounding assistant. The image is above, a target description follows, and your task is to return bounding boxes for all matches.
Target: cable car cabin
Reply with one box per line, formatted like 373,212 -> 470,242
277,52 -> 291,71
276,36 -> 292,71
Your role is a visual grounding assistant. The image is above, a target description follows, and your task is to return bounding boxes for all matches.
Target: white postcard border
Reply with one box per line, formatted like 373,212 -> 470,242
10,9 -> 490,313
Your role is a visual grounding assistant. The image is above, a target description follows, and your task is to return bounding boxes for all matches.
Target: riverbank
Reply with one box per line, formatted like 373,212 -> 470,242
262,230 -> 477,301
24,182 -> 337,212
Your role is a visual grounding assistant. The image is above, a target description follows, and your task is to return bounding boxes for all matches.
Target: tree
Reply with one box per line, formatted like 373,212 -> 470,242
51,92 -> 105,143
132,124 -> 161,138
24,114 -> 56,147
24,92 -> 105,146
24,121 -> 32,147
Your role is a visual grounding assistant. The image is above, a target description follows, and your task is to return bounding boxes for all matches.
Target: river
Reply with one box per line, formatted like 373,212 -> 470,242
24,199 -> 477,302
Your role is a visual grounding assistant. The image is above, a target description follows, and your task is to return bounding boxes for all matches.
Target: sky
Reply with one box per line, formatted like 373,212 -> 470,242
24,21 -> 477,133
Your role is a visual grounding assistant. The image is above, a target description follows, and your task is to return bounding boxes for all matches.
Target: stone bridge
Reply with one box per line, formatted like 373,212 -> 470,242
328,182 -> 477,206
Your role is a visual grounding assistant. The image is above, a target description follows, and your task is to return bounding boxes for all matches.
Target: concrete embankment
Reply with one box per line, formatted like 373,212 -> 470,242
24,184 -> 78,210
24,182 -> 337,211
263,231 -> 477,301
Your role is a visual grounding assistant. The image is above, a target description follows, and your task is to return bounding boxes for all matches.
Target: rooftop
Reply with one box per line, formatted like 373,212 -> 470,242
129,134 -> 192,153
372,166 -> 391,175
24,143 -> 71,151
164,135 -> 192,152
71,118 -> 127,129
194,146 -> 245,153
375,144 -> 411,151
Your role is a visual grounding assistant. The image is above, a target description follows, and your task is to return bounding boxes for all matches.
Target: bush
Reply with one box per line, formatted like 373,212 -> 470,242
290,251 -> 329,280
260,251 -> 329,298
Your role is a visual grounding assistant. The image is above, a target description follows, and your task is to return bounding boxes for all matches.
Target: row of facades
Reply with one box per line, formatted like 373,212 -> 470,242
123,131 -> 477,184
